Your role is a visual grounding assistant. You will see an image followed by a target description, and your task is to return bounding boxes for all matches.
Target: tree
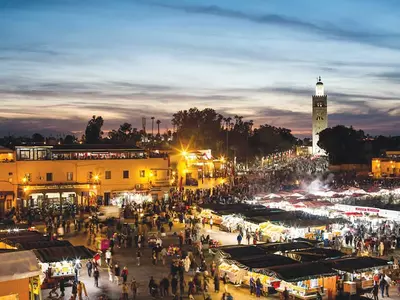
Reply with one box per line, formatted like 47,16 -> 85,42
31,133 -> 45,143
151,117 -> 155,137
156,120 -> 161,136
63,135 -> 77,144
107,123 -> 141,145
251,125 -> 296,156
172,107 -> 223,151
318,125 -> 365,164
85,115 -> 104,144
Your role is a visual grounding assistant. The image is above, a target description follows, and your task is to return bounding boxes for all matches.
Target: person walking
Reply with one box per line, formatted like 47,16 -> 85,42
105,249 -> 112,266
373,284 -> 379,300
171,276 -> 178,296
93,267 -> 100,288
77,281 -> 88,300
214,274 -> 220,293
121,266 -> 129,284
59,277 -> 65,297
122,283 -> 129,300
136,249 -> 141,266
379,276 -> 386,298
161,247 -> 167,265
131,278 -> 138,300
237,234 -> 242,245
114,263 -> 121,285
384,274 -> 391,297
86,260 -> 93,277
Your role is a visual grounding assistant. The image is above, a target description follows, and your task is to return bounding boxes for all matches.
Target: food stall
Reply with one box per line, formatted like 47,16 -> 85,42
258,222 -> 288,242
268,262 -> 337,299
330,257 -> 391,295
33,245 -> 95,289
199,209 -> 222,225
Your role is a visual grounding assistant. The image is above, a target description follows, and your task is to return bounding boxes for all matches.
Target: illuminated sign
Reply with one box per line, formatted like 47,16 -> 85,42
23,184 -> 91,191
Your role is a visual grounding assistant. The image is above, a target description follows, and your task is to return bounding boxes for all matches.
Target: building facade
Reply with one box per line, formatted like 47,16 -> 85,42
0,144 -> 170,215
371,151 -> 400,178
169,149 -> 226,188
312,77 -> 328,155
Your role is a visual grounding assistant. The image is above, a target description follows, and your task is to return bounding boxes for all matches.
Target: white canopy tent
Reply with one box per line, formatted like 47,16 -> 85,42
0,250 -> 42,283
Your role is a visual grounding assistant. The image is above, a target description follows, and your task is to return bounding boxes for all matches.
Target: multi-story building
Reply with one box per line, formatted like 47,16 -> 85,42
0,144 -> 170,215
169,149 -> 226,188
371,150 -> 400,178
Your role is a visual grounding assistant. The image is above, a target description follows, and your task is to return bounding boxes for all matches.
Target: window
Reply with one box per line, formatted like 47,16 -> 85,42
46,173 -> 53,181
123,170 -> 129,179
6,199 -> 12,209
67,172 -> 73,181
88,172 -> 93,180
24,173 -> 32,182
153,170 -> 158,177
105,171 -> 111,180
140,170 -> 145,178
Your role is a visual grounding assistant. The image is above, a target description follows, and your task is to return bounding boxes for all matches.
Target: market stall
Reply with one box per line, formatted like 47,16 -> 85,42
0,250 -> 43,300
329,257 -> 391,295
33,245 -> 95,289
258,221 -> 288,242
268,262 -> 337,299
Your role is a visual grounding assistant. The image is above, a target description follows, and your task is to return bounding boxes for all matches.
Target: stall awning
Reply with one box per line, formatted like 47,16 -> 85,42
17,240 -> 72,250
0,250 -> 41,283
33,245 -> 96,263
258,242 -> 313,253
234,254 -> 299,271
211,245 -> 266,260
329,257 -> 390,273
292,238 -> 324,246
288,248 -> 346,262
267,262 -> 337,282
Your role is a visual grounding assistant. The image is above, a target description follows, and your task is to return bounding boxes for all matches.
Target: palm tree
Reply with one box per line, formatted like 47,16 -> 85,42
156,120 -> 161,136
151,116 -> 155,137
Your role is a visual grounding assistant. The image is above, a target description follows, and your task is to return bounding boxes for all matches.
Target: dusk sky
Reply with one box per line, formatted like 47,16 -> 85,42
1,0 -> 400,138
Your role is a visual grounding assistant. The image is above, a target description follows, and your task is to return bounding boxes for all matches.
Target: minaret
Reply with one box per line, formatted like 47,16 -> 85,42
312,76 -> 328,155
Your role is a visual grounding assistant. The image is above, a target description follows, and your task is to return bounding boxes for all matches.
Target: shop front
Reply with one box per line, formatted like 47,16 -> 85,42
19,184 -> 97,208
268,262 -> 337,299
330,257 -> 391,296
0,191 -> 14,217
110,191 -> 153,207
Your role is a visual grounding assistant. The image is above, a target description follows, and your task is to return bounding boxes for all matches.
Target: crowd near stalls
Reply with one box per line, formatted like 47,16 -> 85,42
212,244 -> 393,299
0,224 -> 95,294
198,203 -> 348,243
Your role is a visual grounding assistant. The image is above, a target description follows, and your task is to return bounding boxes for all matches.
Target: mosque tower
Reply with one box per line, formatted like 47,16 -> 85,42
312,77 -> 328,155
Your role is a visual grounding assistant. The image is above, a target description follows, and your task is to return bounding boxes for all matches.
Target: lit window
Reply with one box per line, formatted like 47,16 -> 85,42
24,173 -> 32,182
67,172 -> 73,181
105,171 -> 111,180
140,170 -> 145,178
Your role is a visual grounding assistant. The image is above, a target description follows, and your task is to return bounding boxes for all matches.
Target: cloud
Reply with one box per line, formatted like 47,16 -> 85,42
375,71 -> 400,83
136,1 -> 400,50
